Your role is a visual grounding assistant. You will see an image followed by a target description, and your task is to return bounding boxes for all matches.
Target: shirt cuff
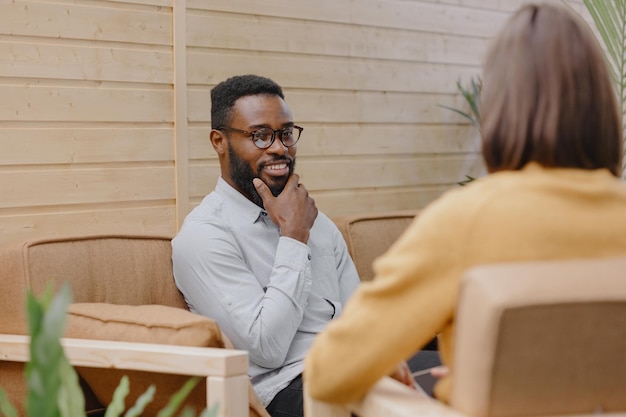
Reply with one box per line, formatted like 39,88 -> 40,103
276,236 -> 312,266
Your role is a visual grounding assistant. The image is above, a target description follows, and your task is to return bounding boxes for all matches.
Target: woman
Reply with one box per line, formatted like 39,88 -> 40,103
304,3 -> 626,404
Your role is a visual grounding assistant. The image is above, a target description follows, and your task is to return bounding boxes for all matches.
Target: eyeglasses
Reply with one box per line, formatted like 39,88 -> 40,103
217,125 -> 303,149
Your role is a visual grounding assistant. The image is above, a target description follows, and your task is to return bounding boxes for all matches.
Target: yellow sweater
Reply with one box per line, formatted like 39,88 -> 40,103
304,163 -> 626,404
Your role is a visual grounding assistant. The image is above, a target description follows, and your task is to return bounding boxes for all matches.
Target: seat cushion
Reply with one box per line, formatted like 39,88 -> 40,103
65,303 -> 224,416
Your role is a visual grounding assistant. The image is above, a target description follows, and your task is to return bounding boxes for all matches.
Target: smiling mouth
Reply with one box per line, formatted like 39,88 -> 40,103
265,163 -> 288,171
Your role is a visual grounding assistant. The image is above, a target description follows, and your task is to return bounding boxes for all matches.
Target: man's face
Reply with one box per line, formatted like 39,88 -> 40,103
223,94 -> 297,207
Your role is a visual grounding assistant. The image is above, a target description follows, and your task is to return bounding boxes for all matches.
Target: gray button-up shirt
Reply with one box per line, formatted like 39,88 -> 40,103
172,178 -> 360,405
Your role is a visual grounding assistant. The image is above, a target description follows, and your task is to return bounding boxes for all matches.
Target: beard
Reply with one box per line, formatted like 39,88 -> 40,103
228,145 -> 295,208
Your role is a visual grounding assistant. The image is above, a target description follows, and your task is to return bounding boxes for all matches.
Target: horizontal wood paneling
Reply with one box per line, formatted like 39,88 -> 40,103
0,128 -> 173,165
0,0 -> 588,242
187,52 -> 479,94
0,1 -> 171,45
0,41 -> 172,84
0,205 -> 176,240
0,0 -> 176,242
187,11 -> 486,66
0,85 -> 172,122
311,186 -> 451,217
187,0 -> 508,37
1,167 -> 174,208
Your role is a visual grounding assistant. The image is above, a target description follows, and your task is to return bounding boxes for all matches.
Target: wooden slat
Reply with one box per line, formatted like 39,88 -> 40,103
107,0 -> 172,7
188,125 -> 481,159
0,205 -> 176,243
0,128 -> 173,165
174,0 -> 190,228
187,11 -> 486,66
311,186 -> 452,217
0,334 -> 248,377
0,41 -> 172,84
0,167 -> 175,208
187,0 -> 508,37
187,52 -> 479,94
0,86 -> 172,122
0,1 -> 172,45
188,89 -> 474,124
297,156 -> 485,189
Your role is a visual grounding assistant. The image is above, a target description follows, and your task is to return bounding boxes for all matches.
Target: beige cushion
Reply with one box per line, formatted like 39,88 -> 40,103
333,210 -> 419,281
66,303 -> 225,416
451,257 -> 626,417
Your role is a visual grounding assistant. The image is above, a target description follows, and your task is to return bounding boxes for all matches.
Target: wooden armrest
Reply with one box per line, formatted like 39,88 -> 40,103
304,377 -> 467,417
0,334 -> 250,417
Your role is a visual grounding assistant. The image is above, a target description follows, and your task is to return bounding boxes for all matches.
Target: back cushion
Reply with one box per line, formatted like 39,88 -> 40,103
489,302 -> 626,416
451,258 -> 626,417
24,235 -> 187,309
334,210 -> 418,282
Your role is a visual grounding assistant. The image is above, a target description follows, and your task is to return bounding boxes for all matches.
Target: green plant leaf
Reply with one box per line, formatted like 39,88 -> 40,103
26,283 -> 73,417
57,358 -> 86,417
177,407 -> 196,417
105,376 -> 131,417
582,0 -> 626,178
458,175 -> 476,186
0,387 -> 19,417
438,76 -> 482,129
124,385 -> 156,417
155,377 -> 201,417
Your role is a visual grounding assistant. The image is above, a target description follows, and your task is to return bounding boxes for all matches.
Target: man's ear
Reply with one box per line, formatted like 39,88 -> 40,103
210,129 -> 227,156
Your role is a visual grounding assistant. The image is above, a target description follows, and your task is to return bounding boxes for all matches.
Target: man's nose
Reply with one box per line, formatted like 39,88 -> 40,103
266,132 -> 288,154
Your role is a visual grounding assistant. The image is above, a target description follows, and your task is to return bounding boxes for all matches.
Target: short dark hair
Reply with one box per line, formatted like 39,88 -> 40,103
210,74 -> 285,129
481,3 -> 622,176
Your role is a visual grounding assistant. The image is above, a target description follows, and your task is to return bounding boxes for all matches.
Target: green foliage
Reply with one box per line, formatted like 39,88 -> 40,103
440,77 -> 483,186
458,175 -> 476,187
581,0 -> 626,178
155,377 -> 201,417
0,388 -> 19,417
0,284 -> 219,417
25,283 -> 81,417
439,76 -> 482,129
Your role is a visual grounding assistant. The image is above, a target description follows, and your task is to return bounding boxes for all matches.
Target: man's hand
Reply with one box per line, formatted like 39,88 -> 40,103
253,174 -> 318,243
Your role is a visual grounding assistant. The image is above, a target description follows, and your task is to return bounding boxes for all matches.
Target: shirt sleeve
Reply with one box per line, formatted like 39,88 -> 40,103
173,221 -> 313,369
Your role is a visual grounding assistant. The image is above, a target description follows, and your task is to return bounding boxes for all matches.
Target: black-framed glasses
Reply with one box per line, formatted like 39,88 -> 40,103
217,125 -> 303,149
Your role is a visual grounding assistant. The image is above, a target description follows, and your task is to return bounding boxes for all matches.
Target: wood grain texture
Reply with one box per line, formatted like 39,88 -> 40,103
0,0 -> 582,242
0,334 -> 249,417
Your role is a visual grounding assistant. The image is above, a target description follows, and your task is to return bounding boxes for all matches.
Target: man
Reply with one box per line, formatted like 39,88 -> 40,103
172,74 -> 361,417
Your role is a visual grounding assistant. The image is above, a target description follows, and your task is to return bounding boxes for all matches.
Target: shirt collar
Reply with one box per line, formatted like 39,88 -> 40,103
215,177 -> 268,224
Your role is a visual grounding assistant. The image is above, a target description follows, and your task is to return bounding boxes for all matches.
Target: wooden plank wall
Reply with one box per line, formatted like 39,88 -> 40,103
0,0 -> 176,241
0,0 -> 587,243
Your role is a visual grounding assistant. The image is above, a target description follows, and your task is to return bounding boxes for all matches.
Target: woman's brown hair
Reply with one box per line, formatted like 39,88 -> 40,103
481,3 -> 623,177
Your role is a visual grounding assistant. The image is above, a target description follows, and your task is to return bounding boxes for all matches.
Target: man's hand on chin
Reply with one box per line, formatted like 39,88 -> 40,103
253,173 -> 318,243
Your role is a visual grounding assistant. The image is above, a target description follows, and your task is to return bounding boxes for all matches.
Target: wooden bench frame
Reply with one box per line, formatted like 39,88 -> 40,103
0,334 -> 249,417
